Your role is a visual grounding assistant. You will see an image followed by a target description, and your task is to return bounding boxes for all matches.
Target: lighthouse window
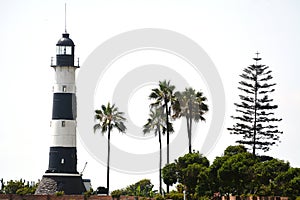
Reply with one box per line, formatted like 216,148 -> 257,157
65,46 -> 72,54
56,46 -> 72,55
62,85 -> 67,92
61,158 -> 64,164
61,121 -> 65,127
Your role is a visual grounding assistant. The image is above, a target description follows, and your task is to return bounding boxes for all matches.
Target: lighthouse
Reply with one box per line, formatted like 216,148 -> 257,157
35,32 -> 86,195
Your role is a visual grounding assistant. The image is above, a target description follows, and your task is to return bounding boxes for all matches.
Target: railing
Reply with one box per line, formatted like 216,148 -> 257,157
50,57 -> 80,68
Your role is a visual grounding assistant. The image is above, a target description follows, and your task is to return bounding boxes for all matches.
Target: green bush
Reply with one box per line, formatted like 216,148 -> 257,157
165,191 -> 184,200
16,186 -> 36,195
2,179 -> 37,195
154,193 -> 165,200
139,197 -> 148,200
55,191 -> 64,196
111,189 -> 124,199
84,189 -> 94,198
3,180 -> 25,194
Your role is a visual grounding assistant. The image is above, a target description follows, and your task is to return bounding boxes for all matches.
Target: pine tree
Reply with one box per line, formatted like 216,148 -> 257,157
228,52 -> 282,155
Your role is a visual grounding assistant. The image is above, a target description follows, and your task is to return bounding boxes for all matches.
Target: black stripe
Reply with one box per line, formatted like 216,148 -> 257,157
52,93 -> 76,120
46,147 -> 77,173
56,54 -> 74,67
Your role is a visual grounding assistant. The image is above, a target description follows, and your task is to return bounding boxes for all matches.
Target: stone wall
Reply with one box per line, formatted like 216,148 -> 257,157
0,195 -> 289,200
0,194 -> 140,200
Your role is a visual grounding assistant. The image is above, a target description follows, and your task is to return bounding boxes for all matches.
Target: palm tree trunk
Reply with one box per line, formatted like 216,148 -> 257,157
158,128 -> 162,195
186,116 -> 191,153
188,103 -> 193,153
189,116 -> 193,153
165,99 -> 170,193
107,126 -> 111,195
165,100 -> 170,164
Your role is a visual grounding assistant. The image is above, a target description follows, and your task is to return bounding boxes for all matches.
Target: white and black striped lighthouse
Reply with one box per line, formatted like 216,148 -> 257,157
35,32 -> 86,195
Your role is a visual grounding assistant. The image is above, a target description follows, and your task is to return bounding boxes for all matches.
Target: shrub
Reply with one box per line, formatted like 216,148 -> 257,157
165,191 -> 184,200
84,189 -> 94,198
111,189 -> 124,199
55,191 -> 64,196
154,193 -> 165,200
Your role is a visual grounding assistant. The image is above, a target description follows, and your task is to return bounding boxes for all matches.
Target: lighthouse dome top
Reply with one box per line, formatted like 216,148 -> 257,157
57,33 -> 74,46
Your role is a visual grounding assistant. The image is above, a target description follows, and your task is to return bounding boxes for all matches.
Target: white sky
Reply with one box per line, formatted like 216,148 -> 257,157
0,0 -> 300,193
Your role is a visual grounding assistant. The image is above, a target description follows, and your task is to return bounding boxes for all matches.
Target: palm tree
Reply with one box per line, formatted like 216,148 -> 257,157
143,107 -> 166,195
94,102 -> 126,195
174,88 -> 208,153
149,80 -> 176,193
149,80 -> 176,164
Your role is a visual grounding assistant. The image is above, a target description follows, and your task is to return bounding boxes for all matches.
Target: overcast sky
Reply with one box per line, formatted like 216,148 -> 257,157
0,0 -> 300,192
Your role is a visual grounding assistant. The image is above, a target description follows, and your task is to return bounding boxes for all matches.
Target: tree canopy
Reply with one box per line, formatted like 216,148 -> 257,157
161,145 -> 299,199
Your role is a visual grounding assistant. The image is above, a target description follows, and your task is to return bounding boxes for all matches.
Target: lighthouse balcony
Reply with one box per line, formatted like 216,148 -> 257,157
51,57 -> 80,68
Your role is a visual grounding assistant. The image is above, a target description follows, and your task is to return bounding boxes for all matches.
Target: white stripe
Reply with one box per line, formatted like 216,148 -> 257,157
51,120 -> 76,147
53,84 -> 76,93
54,66 -> 76,85
44,173 -> 81,177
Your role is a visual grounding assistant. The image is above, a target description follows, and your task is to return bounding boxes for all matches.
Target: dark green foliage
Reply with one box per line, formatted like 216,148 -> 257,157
113,145 -> 299,199
181,163 -> 204,194
55,191 -> 64,196
160,145 -> 300,199
223,145 -> 247,156
253,159 -> 290,189
165,191 -> 184,200
210,146 -> 300,198
111,189 -> 123,199
176,151 -> 210,170
215,145 -> 254,196
154,193 -> 165,200
257,155 -> 274,162
195,166 -> 210,197
162,152 -> 210,197
209,156 -> 227,195
228,53 -> 282,155
207,146 -> 294,197
274,168 -> 300,198
3,180 -> 25,194
162,163 -> 177,186
84,189 -> 94,198
175,152 -> 209,185
1,179 -> 37,195
131,179 -> 155,197
111,179 -> 156,198
217,152 -> 258,195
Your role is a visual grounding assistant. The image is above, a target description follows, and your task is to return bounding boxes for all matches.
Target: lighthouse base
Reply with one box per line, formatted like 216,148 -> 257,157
35,173 -> 86,195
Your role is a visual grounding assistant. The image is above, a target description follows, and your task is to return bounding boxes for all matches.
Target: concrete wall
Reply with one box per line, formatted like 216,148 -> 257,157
221,196 -> 289,200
